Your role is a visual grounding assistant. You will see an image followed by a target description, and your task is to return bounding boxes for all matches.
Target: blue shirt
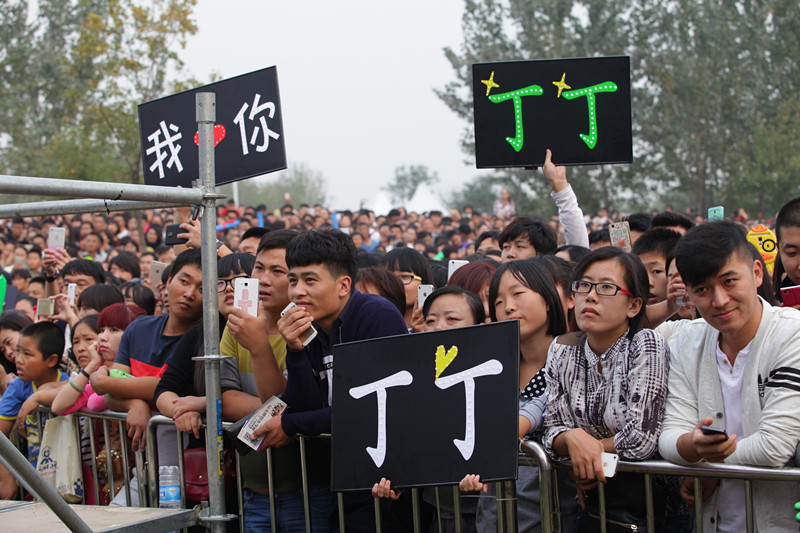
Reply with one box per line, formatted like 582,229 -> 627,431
281,290 -> 408,437
0,370 -> 68,464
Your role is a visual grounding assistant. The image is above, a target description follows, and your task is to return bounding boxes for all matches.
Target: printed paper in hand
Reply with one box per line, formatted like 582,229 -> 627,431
237,396 -> 287,451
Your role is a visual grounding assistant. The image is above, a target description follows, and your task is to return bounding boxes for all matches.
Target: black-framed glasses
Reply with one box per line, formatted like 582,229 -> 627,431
396,273 -> 422,285
571,280 -> 633,297
217,276 -> 248,293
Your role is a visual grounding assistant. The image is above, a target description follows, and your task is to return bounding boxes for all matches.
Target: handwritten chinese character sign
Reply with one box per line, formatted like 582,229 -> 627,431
138,67 -> 287,187
472,56 -> 632,168
331,321 -> 519,491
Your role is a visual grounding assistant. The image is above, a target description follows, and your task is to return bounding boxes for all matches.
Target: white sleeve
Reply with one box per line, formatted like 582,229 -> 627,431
551,185 -> 589,248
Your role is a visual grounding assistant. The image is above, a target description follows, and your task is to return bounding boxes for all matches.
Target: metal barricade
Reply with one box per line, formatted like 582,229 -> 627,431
519,440 -> 800,533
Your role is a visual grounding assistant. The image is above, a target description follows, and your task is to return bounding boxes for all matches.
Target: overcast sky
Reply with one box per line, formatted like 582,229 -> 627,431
181,0 -> 481,210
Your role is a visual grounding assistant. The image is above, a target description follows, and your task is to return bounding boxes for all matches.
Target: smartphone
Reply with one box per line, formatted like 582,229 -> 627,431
781,285 -> 800,307
233,278 -> 259,317
48,227 -> 66,250
280,302 -> 318,346
448,259 -> 469,280
417,284 -> 434,308
36,298 -> 55,317
163,223 -> 188,246
601,452 -> 619,478
609,222 -> 632,252
708,206 -> 724,222
700,425 -> 729,441
149,261 -> 168,288
67,283 -> 77,306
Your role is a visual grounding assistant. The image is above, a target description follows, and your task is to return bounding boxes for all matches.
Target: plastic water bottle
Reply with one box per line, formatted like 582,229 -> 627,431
158,465 -> 181,509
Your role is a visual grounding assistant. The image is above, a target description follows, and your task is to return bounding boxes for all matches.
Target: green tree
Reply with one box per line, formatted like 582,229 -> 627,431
440,0 -> 800,216
0,0 -> 198,200
382,165 -> 440,204
218,163 -> 329,211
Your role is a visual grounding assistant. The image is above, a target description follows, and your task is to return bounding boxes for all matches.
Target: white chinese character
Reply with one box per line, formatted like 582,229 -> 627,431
435,359 -> 503,460
349,370 -> 413,467
145,121 -> 183,179
233,93 -> 280,155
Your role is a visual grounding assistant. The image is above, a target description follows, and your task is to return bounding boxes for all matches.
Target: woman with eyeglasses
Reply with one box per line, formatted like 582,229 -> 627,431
542,247 -> 673,532
379,247 -> 435,329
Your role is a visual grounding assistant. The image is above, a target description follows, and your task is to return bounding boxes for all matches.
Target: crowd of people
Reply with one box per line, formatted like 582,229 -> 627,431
0,159 -> 798,533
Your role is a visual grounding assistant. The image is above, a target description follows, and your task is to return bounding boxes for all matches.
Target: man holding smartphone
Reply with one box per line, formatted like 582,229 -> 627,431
658,221 -> 800,532
251,228 -> 408,530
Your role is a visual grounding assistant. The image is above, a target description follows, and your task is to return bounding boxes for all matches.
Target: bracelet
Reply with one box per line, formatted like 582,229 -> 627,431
68,378 -> 84,392
79,367 -> 90,378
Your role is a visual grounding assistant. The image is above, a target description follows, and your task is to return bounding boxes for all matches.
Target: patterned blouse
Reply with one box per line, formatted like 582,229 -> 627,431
542,328 -> 670,461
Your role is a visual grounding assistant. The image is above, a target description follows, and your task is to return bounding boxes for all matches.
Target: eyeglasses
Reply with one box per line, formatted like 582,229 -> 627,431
217,276 -> 248,293
571,280 -> 633,297
396,273 -> 423,285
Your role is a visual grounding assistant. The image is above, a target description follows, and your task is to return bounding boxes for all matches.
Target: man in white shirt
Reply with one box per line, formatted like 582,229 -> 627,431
658,221 -> 800,532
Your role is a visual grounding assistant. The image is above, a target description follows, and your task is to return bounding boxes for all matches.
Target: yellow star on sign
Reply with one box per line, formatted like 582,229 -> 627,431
552,72 -> 571,98
481,71 -> 500,96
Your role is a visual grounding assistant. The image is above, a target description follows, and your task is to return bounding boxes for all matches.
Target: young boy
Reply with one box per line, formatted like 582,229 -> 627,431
631,227 -> 682,305
0,322 -> 67,498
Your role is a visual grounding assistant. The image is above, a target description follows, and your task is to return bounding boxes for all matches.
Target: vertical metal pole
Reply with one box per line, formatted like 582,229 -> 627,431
645,473 -> 654,532
299,436 -> 312,533
197,92 -> 226,533
598,482 -> 607,533
693,477 -> 703,530
744,479 -> 754,533
412,487 -> 421,533
452,485 -> 462,533
496,480 -> 517,533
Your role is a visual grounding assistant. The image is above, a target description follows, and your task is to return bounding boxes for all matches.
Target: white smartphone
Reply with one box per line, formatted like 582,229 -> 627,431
280,302 -> 317,346
448,259 -> 469,280
601,452 -> 619,478
149,261 -> 167,288
233,278 -> 259,317
67,283 -> 77,306
417,284 -> 434,308
48,227 -> 66,250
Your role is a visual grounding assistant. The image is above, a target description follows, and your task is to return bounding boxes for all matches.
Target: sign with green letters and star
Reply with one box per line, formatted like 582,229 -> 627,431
472,56 -> 632,168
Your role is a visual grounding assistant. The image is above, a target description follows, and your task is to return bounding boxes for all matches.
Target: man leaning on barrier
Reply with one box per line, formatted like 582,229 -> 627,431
657,221 -> 800,532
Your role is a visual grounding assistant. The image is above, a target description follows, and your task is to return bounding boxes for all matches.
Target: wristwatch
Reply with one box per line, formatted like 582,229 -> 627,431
45,268 -> 59,283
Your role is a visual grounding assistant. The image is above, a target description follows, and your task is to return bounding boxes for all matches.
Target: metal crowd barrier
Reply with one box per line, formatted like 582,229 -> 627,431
19,411 -> 800,533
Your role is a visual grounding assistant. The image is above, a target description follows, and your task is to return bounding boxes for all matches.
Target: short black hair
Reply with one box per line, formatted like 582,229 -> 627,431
651,211 -> 694,232
631,228 -> 682,259
218,253 -> 256,279
77,284 -> 124,313
497,217 -> 557,256
676,221 -> 754,287
380,247 -> 434,285
488,259 -> 566,337
257,229 -> 299,256
120,281 -> 156,315
241,227 -> 270,241
169,248 -> 202,280
571,247 -> 650,338
11,269 -> 30,281
623,212 -> 653,234
555,244 -> 591,265
0,310 -> 33,332
588,228 -> 610,246
20,321 -> 64,360
422,286 -> 485,325
474,230 -> 499,250
109,251 -> 141,279
773,197 -> 800,290
62,259 -> 105,285
286,228 -> 358,283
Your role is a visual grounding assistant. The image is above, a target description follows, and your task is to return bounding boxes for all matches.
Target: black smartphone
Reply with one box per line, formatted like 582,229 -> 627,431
164,223 -> 188,246
700,425 -> 728,441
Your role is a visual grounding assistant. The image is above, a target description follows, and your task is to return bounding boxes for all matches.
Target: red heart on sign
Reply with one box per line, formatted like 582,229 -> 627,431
194,124 -> 226,147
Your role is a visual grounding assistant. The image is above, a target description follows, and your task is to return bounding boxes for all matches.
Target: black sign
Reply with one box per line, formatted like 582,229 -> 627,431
138,66 -> 287,187
331,321 -> 520,492
472,56 -> 631,168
